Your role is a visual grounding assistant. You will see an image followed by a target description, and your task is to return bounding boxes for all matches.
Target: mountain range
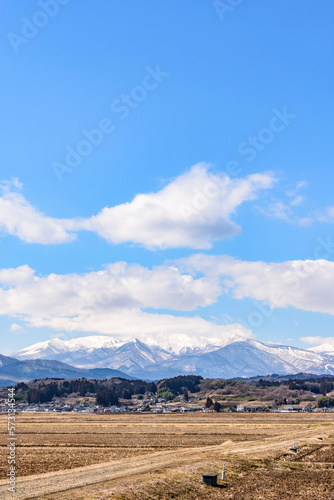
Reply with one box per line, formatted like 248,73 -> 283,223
11,333 -> 334,380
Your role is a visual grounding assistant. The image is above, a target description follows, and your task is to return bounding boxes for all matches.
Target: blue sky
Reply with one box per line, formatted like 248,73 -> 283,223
1,0 -> 334,353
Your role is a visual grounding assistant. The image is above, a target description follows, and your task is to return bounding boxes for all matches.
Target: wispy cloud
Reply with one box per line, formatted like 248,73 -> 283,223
259,179 -> 312,225
316,205 -> 334,223
286,180 -> 308,198
260,200 -> 312,226
260,180 -> 334,227
290,195 -> 306,207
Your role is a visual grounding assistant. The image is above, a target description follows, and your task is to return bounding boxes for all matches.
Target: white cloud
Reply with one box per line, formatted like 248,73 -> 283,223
300,336 -> 334,346
0,166 -> 275,249
0,262 -> 253,341
10,323 -> 23,333
31,310 -> 253,341
300,336 -> 334,354
0,262 -> 242,340
80,165 -> 275,249
3,171 -> 334,250
0,265 -> 36,286
181,254 -> 334,316
0,180 -> 76,244
0,262 -> 222,319
2,255 -> 334,340
3,253 -> 334,341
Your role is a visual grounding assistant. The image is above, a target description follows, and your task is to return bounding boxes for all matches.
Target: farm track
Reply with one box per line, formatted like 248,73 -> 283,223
0,427 -> 328,500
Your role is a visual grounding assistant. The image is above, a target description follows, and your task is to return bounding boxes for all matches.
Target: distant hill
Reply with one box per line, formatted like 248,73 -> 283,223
232,372 -> 334,382
0,354 -> 134,383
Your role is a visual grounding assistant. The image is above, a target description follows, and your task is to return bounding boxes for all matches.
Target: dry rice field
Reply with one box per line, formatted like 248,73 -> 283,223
0,412 -> 333,499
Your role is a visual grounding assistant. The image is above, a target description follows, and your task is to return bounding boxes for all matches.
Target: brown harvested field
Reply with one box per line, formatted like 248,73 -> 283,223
0,412 -> 305,477
0,412 -> 333,499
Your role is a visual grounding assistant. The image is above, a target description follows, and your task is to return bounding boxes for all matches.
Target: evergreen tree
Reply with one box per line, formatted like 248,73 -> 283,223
205,396 -> 213,408
96,389 -> 118,406
214,401 -> 221,412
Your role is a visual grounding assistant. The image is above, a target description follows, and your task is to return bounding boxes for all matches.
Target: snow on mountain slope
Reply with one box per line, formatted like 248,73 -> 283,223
136,329 -> 250,354
13,330 -> 248,365
13,336 -> 125,365
13,336 -> 173,371
132,340 -> 334,379
91,339 -> 173,372
243,339 -> 334,374
14,338 -> 69,358
12,334 -> 334,379
309,343 -> 334,356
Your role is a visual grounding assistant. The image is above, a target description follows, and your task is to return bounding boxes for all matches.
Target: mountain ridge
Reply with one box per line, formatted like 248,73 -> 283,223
11,334 -> 334,379
0,353 -> 134,385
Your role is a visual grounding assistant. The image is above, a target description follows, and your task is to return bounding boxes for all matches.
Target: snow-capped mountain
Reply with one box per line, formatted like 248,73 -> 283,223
13,336 -> 173,371
14,336 -> 125,366
308,343 -> 334,356
84,339 -> 173,373
136,330 -> 248,355
13,331 -> 246,366
12,334 -> 334,379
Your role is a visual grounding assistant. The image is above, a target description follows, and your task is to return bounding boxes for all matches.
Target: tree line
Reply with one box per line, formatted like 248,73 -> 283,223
14,378 -> 157,405
14,374 -> 204,406
13,373 -> 334,407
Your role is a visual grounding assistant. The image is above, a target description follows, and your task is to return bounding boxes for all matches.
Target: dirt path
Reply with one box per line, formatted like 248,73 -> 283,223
0,428 -> 327,500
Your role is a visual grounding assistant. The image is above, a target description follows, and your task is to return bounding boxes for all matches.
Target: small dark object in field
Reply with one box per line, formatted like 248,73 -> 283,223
202,474 -> 218,486
290,438 -> 297,452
